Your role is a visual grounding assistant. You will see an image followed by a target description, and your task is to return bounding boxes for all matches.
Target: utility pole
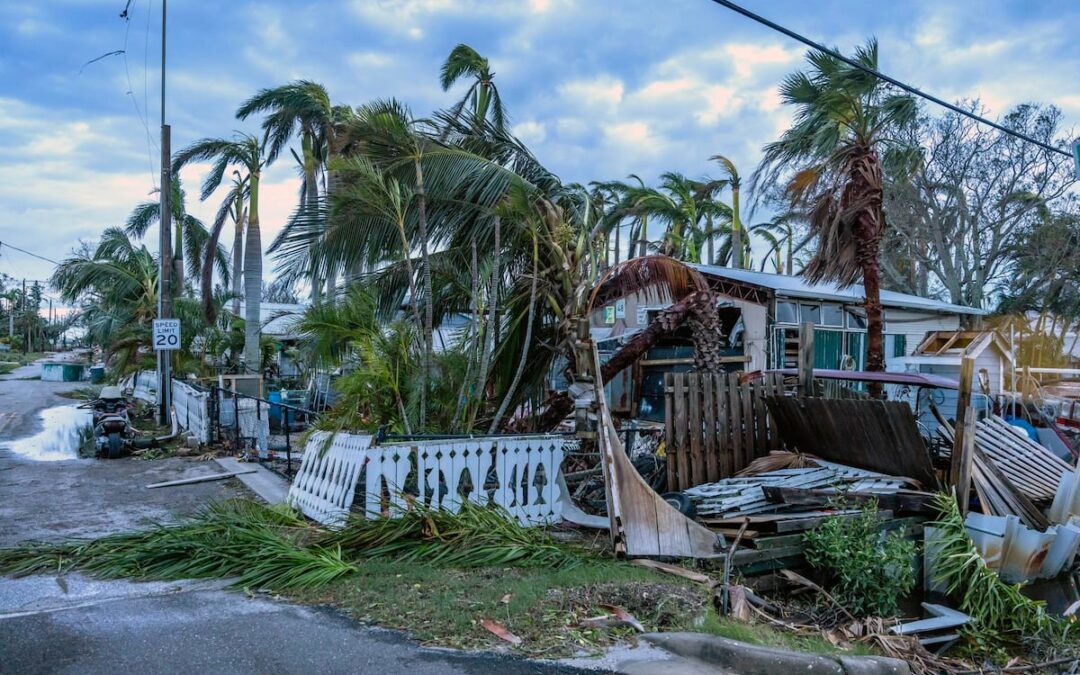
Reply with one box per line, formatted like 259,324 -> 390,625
21,278 -> 26,354
156,0 -> 173,425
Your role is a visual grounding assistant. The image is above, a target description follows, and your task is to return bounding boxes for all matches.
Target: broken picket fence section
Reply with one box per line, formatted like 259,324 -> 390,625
663,371 -> 785,491
287,432 -> 566,528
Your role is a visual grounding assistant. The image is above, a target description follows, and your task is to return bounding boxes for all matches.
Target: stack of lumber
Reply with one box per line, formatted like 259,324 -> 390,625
938,416 -> 1071,529
681,461 -> 930,575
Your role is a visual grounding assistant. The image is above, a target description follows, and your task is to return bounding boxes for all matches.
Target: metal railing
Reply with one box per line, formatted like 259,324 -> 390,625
209,386 -> 319,478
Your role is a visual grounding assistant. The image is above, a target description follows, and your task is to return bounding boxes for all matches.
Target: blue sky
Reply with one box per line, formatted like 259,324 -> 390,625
1,0 -> 1078,290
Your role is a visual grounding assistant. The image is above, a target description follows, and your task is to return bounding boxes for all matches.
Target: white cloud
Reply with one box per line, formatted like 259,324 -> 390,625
513,120 -> 547,144
559,76 -> 624,109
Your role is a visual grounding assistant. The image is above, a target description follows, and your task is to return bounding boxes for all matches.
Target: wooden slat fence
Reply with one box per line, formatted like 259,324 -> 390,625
664,372 -> 786,491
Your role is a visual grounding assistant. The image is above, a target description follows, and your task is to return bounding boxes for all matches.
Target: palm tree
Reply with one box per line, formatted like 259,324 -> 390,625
709,155 -> 744,268
754,38 -> 917,375
626,172 -> 731,262
237,80 -> 334,302
124,174 -> 227,296
439,44 -> 507,132
173,133 -> 274,370
749,213 -> 805,274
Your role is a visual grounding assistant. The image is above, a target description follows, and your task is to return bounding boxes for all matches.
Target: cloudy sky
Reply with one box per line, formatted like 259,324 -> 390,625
1,0 -> 1078,291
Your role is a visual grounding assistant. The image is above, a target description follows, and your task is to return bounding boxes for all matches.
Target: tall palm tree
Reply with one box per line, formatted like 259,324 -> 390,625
439,44 -> 507,132
124,174 -> 227,296
627,172 -> 731,262
173,133 -> 273,370
237,80 -> 334,302
754,38 -> 917,375
709,154 -> 744,268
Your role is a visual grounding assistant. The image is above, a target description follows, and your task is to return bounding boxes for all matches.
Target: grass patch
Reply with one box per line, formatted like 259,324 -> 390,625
0,362 -> 18,375
293,558 -> 707,656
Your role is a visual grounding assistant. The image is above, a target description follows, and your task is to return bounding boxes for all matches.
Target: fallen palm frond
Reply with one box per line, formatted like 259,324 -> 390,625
928,493 -> 1072,645
0,500 -> 356,592
735,451 -> 819,477
326,500 -> 585,570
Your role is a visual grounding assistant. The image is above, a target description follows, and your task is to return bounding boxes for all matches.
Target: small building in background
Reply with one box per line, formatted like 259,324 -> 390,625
592,266 -> 984,421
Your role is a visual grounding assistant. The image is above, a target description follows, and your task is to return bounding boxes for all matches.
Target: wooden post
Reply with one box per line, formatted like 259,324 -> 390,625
951,356 -> 976,515
798,322 -> 815,397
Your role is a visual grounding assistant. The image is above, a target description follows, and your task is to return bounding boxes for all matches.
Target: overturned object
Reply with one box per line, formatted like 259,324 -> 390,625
591,346 -> 725,559
765,397 -> 938,488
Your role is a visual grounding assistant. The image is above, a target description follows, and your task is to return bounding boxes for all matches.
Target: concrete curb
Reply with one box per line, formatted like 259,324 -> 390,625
214,457 -> 290,505
643,632 -> 911,675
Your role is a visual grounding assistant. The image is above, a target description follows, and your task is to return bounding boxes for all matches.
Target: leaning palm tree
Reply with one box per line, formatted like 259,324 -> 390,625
173,133 -> 273,370
439,44 -> 507,132
124,174 -> 227,296
753,38 -> 917,374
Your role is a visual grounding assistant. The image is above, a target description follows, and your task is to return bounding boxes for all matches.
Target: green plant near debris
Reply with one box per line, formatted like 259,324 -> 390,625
803,499 -> 916,617
927,493 -> 1074,647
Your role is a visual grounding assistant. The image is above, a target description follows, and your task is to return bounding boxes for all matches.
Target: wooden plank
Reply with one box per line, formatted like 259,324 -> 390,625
664,372 -> 676,493
146,469 -> 256,489
688,372 -> 705,487
752,379 -> 767,458
761,486 -> 937,514
951,356 -> 976,515
703,373 -> 719,483
741,379 -> 754,464
673,374 -> 689,491
715,374 -> 732,478
727,372 -> 743,475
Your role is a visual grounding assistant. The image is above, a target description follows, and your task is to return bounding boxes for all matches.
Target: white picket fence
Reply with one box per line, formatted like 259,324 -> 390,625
172,379 -> 211,444
122,370 -> 158,404
288,433 -> 566,528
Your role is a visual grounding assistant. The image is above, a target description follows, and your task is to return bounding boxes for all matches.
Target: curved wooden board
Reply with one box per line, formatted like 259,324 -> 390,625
592,347 -> 724,559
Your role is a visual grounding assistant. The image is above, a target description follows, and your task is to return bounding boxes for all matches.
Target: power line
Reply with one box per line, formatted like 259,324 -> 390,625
708,0 -> 1073,159
0,242 -> 61,266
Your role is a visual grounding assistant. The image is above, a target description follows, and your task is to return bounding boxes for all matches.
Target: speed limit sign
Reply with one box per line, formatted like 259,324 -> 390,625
152,319 -> 181,351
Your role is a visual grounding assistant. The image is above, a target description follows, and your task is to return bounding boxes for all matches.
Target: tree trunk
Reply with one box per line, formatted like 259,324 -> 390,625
231,207 -> 245,317
243,171 -> 263,372
470,217 -> 500,431
489,233 -> 538,433
305,140 -> 322,305
731,187 -> 742,269
173,217 -> 185,297
415,157 -> 434,432
529,289 -> 721,432
848,150 -> 886,396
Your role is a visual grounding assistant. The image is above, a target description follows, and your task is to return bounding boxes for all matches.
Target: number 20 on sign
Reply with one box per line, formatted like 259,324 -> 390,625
152,319 -> 181,351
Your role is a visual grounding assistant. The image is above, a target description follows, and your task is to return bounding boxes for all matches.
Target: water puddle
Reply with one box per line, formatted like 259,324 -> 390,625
2,405 -> 93,461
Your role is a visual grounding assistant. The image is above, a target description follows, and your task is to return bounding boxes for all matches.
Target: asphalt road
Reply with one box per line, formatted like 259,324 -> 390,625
0,358 -> 610,674
0,575 -> 595,675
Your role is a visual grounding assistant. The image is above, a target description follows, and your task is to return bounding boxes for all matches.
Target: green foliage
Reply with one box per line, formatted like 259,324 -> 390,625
803,500 -> 916,617
0,500 -> 585,594
928,493 -> 1072,646
326,500 -> 585,570
0,500 -> 355,592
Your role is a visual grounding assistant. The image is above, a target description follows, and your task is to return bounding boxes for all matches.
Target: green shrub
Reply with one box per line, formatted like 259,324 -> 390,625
803,500 -> 916,617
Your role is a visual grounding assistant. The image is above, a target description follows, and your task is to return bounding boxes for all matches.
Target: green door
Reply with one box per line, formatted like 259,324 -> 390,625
814,329 -> 844,369
847,332 -> 867,370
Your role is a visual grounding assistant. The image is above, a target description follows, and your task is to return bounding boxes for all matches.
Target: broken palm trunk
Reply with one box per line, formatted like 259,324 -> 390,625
585,341 -> 724,559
